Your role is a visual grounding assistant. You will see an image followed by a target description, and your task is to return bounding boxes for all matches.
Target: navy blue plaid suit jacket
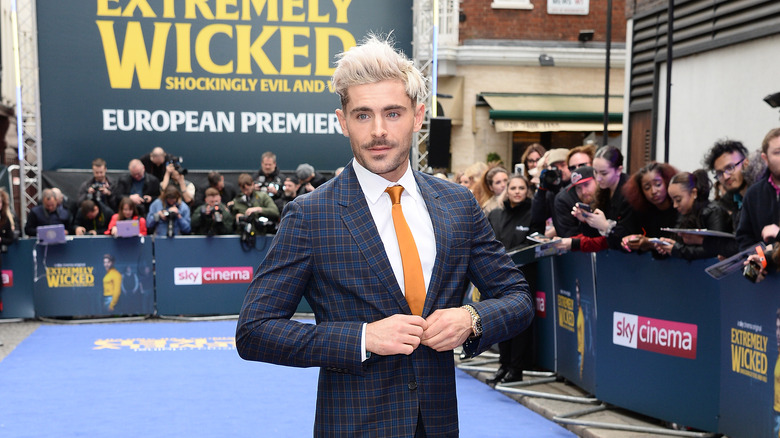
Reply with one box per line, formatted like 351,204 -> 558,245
237,162 -> 533,437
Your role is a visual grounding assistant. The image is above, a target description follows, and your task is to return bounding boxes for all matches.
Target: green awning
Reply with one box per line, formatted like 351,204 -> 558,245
482,93 -> 623,132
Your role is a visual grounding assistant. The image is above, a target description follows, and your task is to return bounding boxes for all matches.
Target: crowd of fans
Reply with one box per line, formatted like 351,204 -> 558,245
11,130 -> 780,278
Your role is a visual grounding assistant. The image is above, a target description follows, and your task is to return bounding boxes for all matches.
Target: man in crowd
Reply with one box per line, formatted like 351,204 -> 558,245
231,173 -> 280,232
24,188 -> 72,236
703,139 -> 751,257
736,127 -> 780,252
194,171 -> 238,209
191,187 -> 235,236
74,199 -> 114,235
253,151 -> 285,200
140,147 -> 173,182
295,163 -> 327,196
553,146 -> 595,237
274,176 -> 300,214
77,158 -> 116,208
115,159 -> 161,217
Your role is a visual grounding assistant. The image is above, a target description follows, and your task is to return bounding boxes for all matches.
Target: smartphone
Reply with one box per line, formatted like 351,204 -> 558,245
575,202 -> 591,213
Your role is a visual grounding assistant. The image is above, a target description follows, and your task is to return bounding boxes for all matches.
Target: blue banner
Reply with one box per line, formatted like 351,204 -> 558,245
0,239 -> 35,319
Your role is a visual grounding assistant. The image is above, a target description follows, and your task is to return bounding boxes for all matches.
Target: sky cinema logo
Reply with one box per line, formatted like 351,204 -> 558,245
613,311 -> 698,359
174,266 -> 253,285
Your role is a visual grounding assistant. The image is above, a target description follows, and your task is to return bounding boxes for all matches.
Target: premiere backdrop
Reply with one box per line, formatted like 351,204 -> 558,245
36,0 -> 413,171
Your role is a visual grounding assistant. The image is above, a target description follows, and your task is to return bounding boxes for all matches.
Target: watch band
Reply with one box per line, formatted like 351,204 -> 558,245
461,304 -> 482,337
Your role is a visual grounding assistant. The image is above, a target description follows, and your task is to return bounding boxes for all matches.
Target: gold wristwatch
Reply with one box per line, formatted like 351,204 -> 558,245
461,304 -> 483,337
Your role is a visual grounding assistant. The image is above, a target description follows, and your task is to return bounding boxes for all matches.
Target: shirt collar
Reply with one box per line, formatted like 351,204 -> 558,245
352,159 -> 420,205
769,174 -> 780,196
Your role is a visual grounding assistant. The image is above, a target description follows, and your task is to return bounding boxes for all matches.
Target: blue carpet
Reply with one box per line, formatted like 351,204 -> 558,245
0,321 -> 573,437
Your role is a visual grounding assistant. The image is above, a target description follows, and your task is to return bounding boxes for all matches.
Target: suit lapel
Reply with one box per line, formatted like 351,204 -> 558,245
415,173 -> 450,316
337,163 -> 411,314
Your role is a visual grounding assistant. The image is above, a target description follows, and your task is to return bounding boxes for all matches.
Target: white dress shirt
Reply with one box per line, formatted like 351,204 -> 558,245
352,159 -> 437,360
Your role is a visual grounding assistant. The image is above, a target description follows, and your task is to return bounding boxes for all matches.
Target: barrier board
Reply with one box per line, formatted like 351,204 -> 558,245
594,251 -> 720,432
553,251 -> 597,393
718,272 -> 780,437
33,236 -> 154,317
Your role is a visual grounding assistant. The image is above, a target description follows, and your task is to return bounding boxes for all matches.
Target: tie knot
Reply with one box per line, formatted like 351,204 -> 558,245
385,185 -> 404,205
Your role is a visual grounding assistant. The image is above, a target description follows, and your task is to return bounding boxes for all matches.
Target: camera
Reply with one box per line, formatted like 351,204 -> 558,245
160,209 -> 171,219
205,205 -> 223,223
255,176 -> 280,196
167,156 -> 188,176
238,215 -> 273,247
539,168 -> 562,191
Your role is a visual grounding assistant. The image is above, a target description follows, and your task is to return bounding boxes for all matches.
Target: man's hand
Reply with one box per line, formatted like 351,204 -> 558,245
366,314 -> 427,356
75,226 -> 86,236
129,194 -> 143,205
420,308 -> 473,352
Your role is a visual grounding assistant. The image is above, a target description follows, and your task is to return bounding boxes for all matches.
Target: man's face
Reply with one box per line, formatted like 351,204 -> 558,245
713,151 -> 746,192
130,164 -> 145,181
43,196 -> 57,213
150,148 -> 166,165
103,258 -> 112,271
240,183 -> 254,196
763,136 -> 780,182
205,194 -> 220,207
574,179 -> 597,204
550,161 -> 569,181
261,157 -> 276,175
86,206 -> 99,220
216,176 -> 225,190
336,80 -> 425,182
283,179 -> 299,196
93,165 -> 107,183
568,152 -> 592,175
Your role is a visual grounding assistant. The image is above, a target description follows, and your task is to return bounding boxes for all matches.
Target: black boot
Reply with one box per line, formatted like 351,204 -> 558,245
499,369 -> 524,383
486,365 -> 509,385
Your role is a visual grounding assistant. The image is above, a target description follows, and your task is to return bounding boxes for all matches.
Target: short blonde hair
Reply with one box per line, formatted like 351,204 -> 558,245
331,34 -> 426,108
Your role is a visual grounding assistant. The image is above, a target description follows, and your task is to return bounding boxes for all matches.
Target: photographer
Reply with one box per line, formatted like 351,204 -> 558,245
192,187 -> 234,236
74,199 -> 114,236
146,185 -> 191,237
529,148 -> 571,236
77,158 -> 116,208
231,173 -> 280,234
140,147 -> 173,182
252,151 -> 285,199
160,159 -> 194,207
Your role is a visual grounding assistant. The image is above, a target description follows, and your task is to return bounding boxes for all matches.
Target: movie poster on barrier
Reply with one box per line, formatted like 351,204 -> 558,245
33,237 -> 154,318
553,252 -> 596,392
718,274 -> 780,438
36,1 -> 413,172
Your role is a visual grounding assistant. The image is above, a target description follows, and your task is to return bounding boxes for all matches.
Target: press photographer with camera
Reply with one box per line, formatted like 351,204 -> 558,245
160,159 -> 194,207
252,151 -> 285,199
231,173 -> 280,237
192,187 -> 234,236
140,147 -> 173,182
77,158 -> 116,208
529,148 -> 575,236
146,185 -> 191,237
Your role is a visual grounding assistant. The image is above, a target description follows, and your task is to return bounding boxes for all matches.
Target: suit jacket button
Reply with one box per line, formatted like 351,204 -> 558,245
408,381 -> 418,390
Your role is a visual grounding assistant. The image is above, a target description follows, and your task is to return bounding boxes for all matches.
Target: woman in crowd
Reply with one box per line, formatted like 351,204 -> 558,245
569,146 -> 635,250
0,188 -> 16,315
558,146 -> 636,252
521,143 -> 546,190
478,165 -> 509,214
147,185 -> 191,237
486,174 -> 535,384
620,161 -> 680,253
105,197 -> 148,236
655,170 -> 731,259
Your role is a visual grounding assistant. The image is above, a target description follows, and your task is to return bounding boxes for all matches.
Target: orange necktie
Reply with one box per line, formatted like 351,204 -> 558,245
385,186 -> 426,316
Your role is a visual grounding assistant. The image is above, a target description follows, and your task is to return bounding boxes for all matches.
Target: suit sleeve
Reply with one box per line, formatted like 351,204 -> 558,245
236,200 -> 364,374
461,194 -> 535,358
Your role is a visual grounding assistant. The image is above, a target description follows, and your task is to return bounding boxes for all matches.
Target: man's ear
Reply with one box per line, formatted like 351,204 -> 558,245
335,109 -> 349,137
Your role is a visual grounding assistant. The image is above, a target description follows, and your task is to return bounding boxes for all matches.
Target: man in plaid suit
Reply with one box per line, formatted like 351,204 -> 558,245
236,35 -> 534,437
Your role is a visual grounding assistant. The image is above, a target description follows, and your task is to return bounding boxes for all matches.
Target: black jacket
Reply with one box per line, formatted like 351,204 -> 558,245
736,173 -> 780,250
488,198 -> 533,251
670,201 -> 731,260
